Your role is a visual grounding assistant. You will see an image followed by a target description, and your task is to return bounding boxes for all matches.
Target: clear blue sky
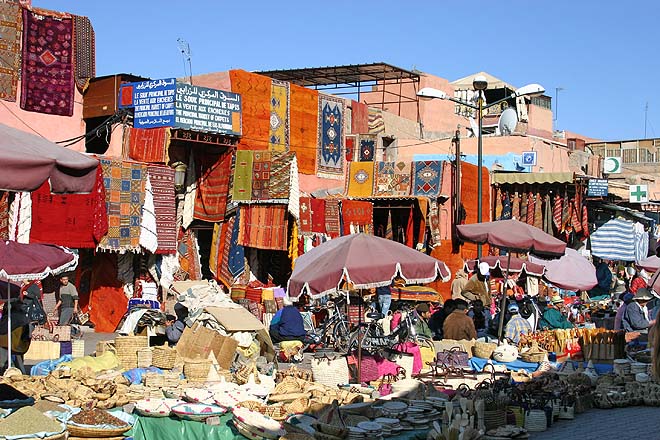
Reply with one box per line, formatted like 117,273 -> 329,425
38,0 -> 660,141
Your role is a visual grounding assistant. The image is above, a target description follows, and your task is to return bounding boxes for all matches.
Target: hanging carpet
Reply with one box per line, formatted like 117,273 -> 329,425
310,198 -> 326,234
351,100 -> 369,134
251,150 -> 272,200
127,127 -> 170,163
346,161 -> 375,198
72,14 -> 95,91
269,79 -> 290,151
0,1 -> 21,101
89,252 -> 128,333
358,135 -> 376,161
232,150 -> 254,201
341,200 -> 373,236
412,160 -> 442,197
299,197 -> 313,234
193,149 -> 232,222
147,165 -> 177,254
230,69 -> 270,150
290,83 -> 318,175
237,204 -> 288,251
325,199 -> 341,238
368,107 -> 385,134
317,94 -> 345,179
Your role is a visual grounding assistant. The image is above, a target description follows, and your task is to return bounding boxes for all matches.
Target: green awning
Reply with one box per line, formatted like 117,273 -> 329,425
493,172 -> 575,185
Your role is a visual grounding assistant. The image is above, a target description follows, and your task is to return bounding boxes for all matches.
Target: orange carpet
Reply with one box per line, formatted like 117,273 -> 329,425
290,84 -> 318,175
230,69 -> 271,150
89,252 -> 128,333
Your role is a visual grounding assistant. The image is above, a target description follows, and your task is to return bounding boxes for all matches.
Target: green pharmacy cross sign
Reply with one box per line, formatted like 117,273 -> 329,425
629,185 -> 648,203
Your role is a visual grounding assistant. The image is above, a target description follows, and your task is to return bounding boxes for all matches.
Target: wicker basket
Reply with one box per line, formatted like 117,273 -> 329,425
66,424 -> 131,438
184,359 -> 212,382
152,345 -> 178,369
115,335 -> 149,370
95,340 -> 115,356
143,371 -> 165,388
137,347 -> 153,368
473,341 -> 497,359
519,342 -> 547,363
71,339 -> 85,358
523,409 -> 547,432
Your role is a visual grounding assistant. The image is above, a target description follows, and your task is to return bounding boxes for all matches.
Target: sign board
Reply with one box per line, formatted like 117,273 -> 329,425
587,179 -> 608,197
119,78 -> 176,128
174,84 -> 242,136
604,156 -> 622,174
521,151 -> 537,167
629,184 -> 648,203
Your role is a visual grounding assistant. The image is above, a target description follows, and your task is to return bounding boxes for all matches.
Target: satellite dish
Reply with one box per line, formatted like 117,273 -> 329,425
468,117 -> 479,137
498,107 -> 518,135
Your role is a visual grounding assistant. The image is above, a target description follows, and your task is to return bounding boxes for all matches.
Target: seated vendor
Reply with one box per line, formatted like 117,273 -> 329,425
165,303 -> 188,345
269,297 -> 307,343
538,296 -> 573,330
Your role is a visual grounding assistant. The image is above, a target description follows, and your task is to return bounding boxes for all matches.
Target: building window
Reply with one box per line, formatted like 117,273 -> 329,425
531,96 -> 552,110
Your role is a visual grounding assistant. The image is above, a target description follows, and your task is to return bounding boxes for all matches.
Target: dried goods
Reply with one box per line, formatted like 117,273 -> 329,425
0,406 -> 63,435
70,408 -> 126,426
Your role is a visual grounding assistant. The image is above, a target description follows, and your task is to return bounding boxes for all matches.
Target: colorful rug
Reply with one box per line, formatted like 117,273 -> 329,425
341,200 -> 373,236
251,151 -> 272,200
346,161 -> 375,198
392,161 -> 412,196
269,79 -> 290,151
237,204 -> 288,251
97,159 -> 146,252
226,209 -> 245,278
209,222 -> 221,277
89,252 -> 127,333
351,100 -> 369,134
324,199 -> 341,238
147,165 -> 177,254
317,94 -> 345,179
30,164 -> 108,248
290,84 -> 319,175
373,162 -> 396,196
128,127 -> 170,163
269,152 -> 293,199
359,135 -> 376,161
412,160 -> 442,196
21,9 -> 75,116
310,198 -> 326,233
368,107 -> 385,134
73,15 -> 95,91
345,136 -> 355,162
230,69 -> 271,150
194,149 -> 232,222
232,150 -> 254,201
0,1 -> 21,101
0,192 -> 8,239
178,227 -> 202,280
298,197 -> 313,233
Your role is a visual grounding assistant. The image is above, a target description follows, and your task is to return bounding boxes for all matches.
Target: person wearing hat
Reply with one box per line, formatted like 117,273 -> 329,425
614,293 -> 634,331
413,303 -> 433,338
628,267 -> 648,294
623,288 -> 655,333
443,299 -> 477,341
504,303 -> 532,344
538,295 -> 573,330
451,268 -> 469,300
459,262 -> 492,306
269,297 -> 307,343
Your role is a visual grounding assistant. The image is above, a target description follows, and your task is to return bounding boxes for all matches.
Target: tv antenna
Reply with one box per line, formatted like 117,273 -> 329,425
645,102 -> 649,138
177,38 -> 193,85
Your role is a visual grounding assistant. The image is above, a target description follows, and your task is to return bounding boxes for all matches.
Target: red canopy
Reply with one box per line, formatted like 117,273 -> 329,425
637,255 -> 660,273
529,248 -> 598,291
0,241 -> 78,281
464,256 -> 546,277
287,233 -> 450,299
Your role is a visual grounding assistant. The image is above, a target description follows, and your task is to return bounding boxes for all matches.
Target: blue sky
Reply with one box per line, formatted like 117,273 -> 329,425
38,0 -> 660,141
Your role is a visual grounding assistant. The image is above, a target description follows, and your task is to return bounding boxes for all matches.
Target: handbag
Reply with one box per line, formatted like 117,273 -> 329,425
311,355 -> 350,388
436,346 -> 470,368
492,340 -> 519,363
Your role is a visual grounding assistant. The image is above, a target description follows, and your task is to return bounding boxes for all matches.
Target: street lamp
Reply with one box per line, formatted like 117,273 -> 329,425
417,77 -> 545,257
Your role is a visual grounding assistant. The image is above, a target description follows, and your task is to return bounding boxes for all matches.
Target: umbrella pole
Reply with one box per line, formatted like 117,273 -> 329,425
6,281 -> 11,370
497,252 -> 512,342
357,293 -> 362,384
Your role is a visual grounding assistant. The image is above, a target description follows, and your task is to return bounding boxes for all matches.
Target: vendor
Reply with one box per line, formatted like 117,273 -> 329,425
588,258 -> 612,298
623,288 -> 655,333
428,299 -> 456,340
538,296 -> 573,330
165,303 -> 188,345
269,297 -> 306,343
614,293 -> 634,331
376,284 -> 392,317
54,275 -> 78,325
504,303 -> 532,344
460,262 -> 491,306
413,303 -> 433,338
442,299 -> 477,341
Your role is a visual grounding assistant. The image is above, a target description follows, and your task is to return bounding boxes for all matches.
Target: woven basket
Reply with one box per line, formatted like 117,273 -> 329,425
520,342 -> 547,363
137,347 -> 153,368
115,335 -> 149,370
557,405 -> 575,420
523,409 -> 547,432
95,340 -> 115,356
473,341 -> 497,359
152,345 -> 178,369
483,409 -> 507,430
143,371 -> 165,388
66,424 -> 131,438
71,339 -> 85,358
287,396 -> 310,414
184,359 -> 212,382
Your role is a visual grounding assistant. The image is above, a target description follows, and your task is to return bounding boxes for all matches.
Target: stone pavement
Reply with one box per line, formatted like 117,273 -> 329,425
531,406 -> 660,439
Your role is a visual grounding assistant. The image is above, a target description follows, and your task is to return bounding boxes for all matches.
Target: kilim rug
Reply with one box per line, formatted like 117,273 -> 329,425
89,252 -> 128,333
310,198 -> 326,234
269,152 -> 293,200
428,200 -> 442,247
232,150 -> 254,201
226,209 -> 245,279
72,15 -> 95,92
298,197 -> 312,233
147,165 -> 177,254
351,100 -> 369,134
368,107 -> 385,134
341,200 -> 373,236
346,161 -> 375,198
269,79 -> 290,151
209,221 -> 221,277
230,69 -> 270,150
30,164 -> 108,248
345,136 -> 355,162
0,191 -> 8,239
128,127 -> 170,163
412,160 -> 442,197
392,161 -> 412,196
237,204 -> 288,251
290,83 -> 318,175
194,149 -> 232,222
359,135 -> 376,161
178,227 -> 202,280
317,94 -> 345,179
373,162 -> 397,196
324,199 -> 341,238
21,8 -> 75,116
0,1 -> 21,101
251,151 -> 272,200
97,158 -> 146,252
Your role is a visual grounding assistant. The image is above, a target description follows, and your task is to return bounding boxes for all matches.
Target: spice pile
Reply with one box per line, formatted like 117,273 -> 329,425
70,408 -> 127,426
0,406 -> 63,436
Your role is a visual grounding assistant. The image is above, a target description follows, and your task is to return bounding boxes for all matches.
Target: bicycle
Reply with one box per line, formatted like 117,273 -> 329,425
304,297 -> 351,353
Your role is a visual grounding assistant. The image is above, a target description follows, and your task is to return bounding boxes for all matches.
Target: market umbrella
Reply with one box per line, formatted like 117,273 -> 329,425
529,248 -> 598,291
636,255 -> 660,273
464,255 -> 546,277
0,241 -> 78,369
456,219 -> 566,340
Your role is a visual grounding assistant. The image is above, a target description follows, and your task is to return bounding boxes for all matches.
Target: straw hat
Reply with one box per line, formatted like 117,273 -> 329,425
633,288 -> 653,301
550,295 -> 563,304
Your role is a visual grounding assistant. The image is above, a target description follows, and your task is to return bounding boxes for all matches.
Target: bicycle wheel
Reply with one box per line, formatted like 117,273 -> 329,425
331,320 -> 351,353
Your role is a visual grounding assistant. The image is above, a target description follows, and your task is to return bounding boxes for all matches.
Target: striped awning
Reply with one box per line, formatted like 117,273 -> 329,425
493,172 -> 574,185
590,218 -> 636,261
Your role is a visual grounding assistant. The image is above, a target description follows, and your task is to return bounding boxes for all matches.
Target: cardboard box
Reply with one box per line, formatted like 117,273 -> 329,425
175,322 -> 238,369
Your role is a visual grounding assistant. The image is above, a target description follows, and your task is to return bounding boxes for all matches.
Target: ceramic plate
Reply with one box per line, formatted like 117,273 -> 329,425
171,403 -> 226,421
232,406 -> 285,439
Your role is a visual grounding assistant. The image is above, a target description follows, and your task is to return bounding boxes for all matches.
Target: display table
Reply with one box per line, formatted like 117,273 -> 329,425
469,356 -> 614,375
129,414 -> 243,440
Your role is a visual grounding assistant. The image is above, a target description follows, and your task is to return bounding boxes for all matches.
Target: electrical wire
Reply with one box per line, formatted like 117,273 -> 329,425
0,100 -> 49,139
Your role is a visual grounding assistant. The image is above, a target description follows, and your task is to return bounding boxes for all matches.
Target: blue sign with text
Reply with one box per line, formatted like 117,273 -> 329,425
118,78 -> 177,128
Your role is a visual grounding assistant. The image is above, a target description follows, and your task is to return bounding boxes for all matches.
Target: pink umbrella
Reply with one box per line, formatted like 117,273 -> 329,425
464,256 -> 546,277
637,255 -> 660,273
529,248 -> 598,291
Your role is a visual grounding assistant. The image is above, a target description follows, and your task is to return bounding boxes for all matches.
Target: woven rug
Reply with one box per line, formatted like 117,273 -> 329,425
89,252 -> 128,333
178,228 -> 202,280
359,135 -> 376,161
73,14 -> 95,92
269,152 -> 293,200
351,100 -> 369,134
147,165 -> 176,254
345,135 -> 355,162
237,204 -> 288,251
97,158 -> 146,252
232,150 -> 254,201
251,151 -> 272,200
317,94 -> 345,179
412,160 -> 442,196
341,200 -> 373,236
290,83 -> 318,175
368,107 -> 385,134
392,161 -> 412,196
0,191 -> 8,239
226,209 -> 245,278
230,69 -> 270,150
128,127 -> 170,163
325,199 -> 341,238
269,79 -> 290,151
298,197 -> 312,233
30,164 -> 107,248
373,161 -> 396,196
346,161 -> 375,198
310,198 -> 326,234
21,9 -> 75,116
209,222 -> 222,277
0,1 -> 21,101
194,149 -> 232,222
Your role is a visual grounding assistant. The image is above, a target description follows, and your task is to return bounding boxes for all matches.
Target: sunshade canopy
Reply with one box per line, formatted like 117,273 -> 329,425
0,241 -> 78,281
465,256 -> 545,277
529,248 -> 598,291
637,255 -> 660,273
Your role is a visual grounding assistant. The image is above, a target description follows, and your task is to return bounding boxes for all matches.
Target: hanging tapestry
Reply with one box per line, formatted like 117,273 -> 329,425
533,193 -> 543,229
0,1 -> 21,101
317,94 -> 345,179
526,192 -> 535,225
0,192 -> 8,240
194,150 -> 232,222
269,79 -> 290,151
232,150 -> 254,201
237,204 -> 288,251
511,192 -> 520,220
147,165 -> 177,254
209,222 -> 221,277
501,192 -> 512,220
325,199 -> 341,238
345,136 -> 355,162
428,200 -> 442,247
368,107 -> 385,134
89,253 -> 127,333
269,152 -> 293,200
341,200 -> 373,236
230,69 -> 270,150
346,161 -> 375,198
412,160 -> 442,196
299,197 -> 313,234
97,159 -> 146,252
392,161 -> 412,196
373,162 -> 398,196
21,9 -> 75,116
72,15 -> 95,92
178,227 -> 202,280
127,127 -> 170,163
351,100 -> 369,134
310,198 -> 326,234
290,83 -> 318,175
359,135 -> 376,161
30,164 -> 107,248
251,150 -> 272,200
494,189 -> 503,220
552,194 -> 562,229
227,209 -> 245,278
139,175 -> 158,253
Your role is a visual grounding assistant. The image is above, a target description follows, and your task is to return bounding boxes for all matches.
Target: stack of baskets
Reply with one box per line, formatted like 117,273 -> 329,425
519,342 -> 547,363
473,341 -> 497,359
115,335 -> 149,370
137,347 -> 153,368
183,359 -> 212,382
152,345 -> 178,369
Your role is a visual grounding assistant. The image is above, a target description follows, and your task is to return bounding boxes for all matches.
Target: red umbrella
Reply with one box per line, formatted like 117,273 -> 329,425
287,233 -> 450,300
637,255 -> 660,273
529,248 -> 597,291
464,256 -> 546,277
